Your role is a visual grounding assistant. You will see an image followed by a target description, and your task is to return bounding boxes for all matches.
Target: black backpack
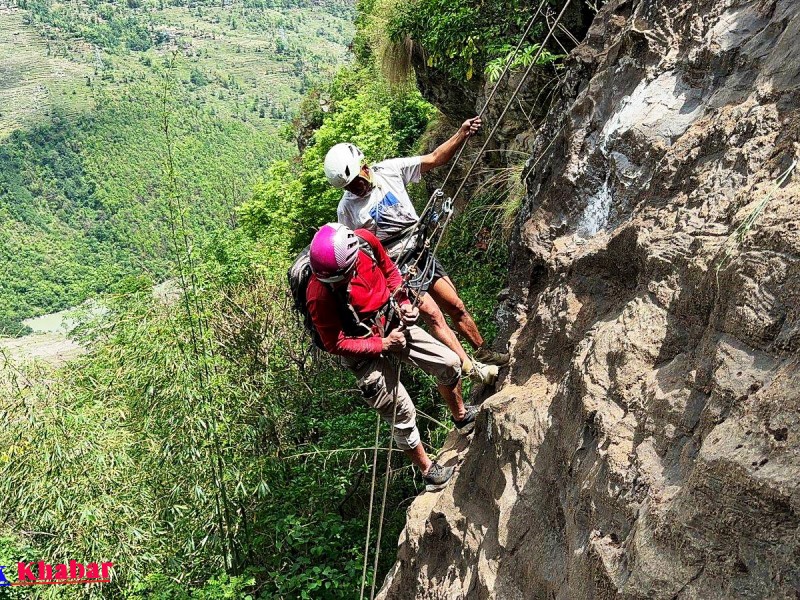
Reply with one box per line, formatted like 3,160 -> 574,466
287,234 -> 377,350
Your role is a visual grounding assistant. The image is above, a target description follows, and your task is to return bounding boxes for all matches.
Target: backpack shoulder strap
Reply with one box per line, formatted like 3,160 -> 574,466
327,279 -> 372,339
354,232 -> 378,265
322,232 -> 381,339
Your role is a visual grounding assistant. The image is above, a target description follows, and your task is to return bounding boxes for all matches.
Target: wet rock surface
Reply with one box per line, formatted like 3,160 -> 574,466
379,0 -> 800,598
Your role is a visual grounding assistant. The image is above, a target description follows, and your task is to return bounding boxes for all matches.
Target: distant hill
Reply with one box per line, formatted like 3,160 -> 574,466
0,8 -> 93,137
0,0 -> 354,334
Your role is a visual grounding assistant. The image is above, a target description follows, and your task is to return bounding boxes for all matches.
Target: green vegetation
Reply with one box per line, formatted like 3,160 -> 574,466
0,10 -> 93,137
0,81 -> 288,335
484,42 -> 564,83
385,0 -> 559,80
238,65 -> 436,250
0,266 -> 388,597
7,0 -> 353,135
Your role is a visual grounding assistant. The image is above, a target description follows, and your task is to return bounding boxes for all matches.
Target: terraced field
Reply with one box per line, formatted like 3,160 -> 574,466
0,8 -> 93,138
0,1 -> 352,137
148,4 -> 349,121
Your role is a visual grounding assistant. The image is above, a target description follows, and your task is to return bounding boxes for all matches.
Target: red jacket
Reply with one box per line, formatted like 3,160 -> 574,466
307,229 -> 409,357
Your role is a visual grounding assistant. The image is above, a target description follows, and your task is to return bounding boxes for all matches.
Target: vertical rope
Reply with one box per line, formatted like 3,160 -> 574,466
369,359 -> 402,600
439,0 -> 549,190
396,0 -> 575,278
359,413 -> 382,600
448,0 -> 574,207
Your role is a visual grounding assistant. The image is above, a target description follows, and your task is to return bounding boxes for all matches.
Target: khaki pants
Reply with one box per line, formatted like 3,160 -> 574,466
344,325 -> 461,450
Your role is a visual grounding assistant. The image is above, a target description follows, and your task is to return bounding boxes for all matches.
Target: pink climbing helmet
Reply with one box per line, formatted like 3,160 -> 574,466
309,223 -> 361,283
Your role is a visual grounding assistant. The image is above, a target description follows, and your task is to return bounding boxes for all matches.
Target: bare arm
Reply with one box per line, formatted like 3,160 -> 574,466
419,117 -> 482,174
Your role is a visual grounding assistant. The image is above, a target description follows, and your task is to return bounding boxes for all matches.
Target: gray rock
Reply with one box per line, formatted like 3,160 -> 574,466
378,0 -> 800,598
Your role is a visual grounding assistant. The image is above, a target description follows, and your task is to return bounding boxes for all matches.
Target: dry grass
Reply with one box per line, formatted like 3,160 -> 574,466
381,33 -> 414,87
715,158 -> 798,280
361,0 -> 417,87
469,156 -> 529,237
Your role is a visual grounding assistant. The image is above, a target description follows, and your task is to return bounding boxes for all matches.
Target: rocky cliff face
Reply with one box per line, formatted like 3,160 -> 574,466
379,0 -> 800,597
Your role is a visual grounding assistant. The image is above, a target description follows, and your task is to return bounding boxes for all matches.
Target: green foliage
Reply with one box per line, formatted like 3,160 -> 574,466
190,67 -> 210,87
0,533 -> 39,597
239,66 -> 436,249
0,3 -> 516,600
0,0 -> 355,326
0,251 -> 412,598
386,0 -> 557,81
0,81 -> 288,327
126,572 -> 255,599
26,0 -> 154,52
439,197 -> 509,342
237,159 -> 303,253
484,43 -> 565,83
0,319 -> 33,338
24,0 -> 354,56
0,0 -> 364,327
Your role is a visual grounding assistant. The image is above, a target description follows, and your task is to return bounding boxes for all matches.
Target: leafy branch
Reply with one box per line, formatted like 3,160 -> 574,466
484,43 -> 565,83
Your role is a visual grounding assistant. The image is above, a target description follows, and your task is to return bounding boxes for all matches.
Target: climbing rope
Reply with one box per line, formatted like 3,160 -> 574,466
439,0 -> 550,190
394,190 -> 454,302
446,0 -> 574,217
369,359 -> 401,600
396,0 -> 574,287
359,412 -> 382,600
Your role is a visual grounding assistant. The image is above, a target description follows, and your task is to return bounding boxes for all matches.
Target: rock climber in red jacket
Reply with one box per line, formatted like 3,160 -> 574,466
306,222 -> 477,491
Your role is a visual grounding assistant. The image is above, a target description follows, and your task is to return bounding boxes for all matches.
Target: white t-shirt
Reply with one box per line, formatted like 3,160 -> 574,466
337,156 -> 422,243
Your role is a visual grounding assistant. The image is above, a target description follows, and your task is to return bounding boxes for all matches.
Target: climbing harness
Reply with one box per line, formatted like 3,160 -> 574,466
395,189 -> 454,299
358,1 -> 576,593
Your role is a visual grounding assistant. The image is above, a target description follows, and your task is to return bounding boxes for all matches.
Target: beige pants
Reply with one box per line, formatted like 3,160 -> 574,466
344,325 -> 461,450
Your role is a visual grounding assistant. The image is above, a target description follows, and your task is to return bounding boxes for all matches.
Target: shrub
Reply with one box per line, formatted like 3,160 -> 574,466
386,0 -> 557,81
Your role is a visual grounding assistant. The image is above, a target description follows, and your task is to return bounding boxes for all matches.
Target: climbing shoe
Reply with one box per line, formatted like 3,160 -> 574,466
474,344 -> 510,367
452,404 -> 479,435
422,461 -> 455,492
467,360 -> 498,386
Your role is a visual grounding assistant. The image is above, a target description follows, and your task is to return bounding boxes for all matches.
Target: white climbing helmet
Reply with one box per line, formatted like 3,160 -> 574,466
324,143 -> 364,189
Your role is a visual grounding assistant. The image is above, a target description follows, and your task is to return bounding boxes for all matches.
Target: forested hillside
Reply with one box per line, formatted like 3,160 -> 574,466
0,0 -> 353,334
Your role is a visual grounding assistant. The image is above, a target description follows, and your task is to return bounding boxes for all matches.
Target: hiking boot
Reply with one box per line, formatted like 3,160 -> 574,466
467,360 -> 498,386
452,404 -> 479,435
422,461 -> 455,492
474,344 -> 510,367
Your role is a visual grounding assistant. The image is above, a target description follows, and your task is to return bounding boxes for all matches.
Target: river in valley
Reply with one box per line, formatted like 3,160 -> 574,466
0,281 -> 177,367
0,305 -> 95,366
